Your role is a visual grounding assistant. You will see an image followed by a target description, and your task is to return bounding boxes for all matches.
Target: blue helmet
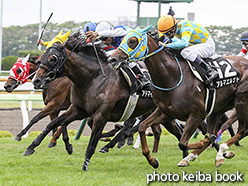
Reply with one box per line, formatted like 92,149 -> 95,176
83,22 -> 97,33
241,31 -> 248,41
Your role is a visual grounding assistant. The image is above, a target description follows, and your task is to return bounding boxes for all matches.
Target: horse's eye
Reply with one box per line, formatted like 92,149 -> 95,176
16,68 -> 22,75
50,55 -> 57,65
130,39 -> 136,44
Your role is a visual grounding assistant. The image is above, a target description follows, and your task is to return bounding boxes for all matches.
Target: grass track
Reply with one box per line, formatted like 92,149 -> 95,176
0,134 -> 247,186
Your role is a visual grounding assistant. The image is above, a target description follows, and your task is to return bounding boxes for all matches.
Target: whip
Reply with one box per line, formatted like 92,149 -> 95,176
37,13 -> 53,46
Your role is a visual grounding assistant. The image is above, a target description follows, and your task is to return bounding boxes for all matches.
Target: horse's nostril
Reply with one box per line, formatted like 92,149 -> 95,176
33,79 -> 40,85
107,57 -> 117,63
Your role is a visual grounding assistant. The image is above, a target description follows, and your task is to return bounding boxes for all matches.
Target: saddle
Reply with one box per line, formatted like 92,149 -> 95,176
117,64 -> 153,122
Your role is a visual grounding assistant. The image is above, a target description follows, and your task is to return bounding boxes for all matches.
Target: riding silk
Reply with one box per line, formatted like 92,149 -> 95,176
187,57 -> 240,89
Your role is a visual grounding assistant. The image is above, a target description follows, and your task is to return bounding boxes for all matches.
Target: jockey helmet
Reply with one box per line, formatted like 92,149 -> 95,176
240,31 -> 248,41
96,21 -> 113,33
157,15 -> 176,34
84,22 -> 97,33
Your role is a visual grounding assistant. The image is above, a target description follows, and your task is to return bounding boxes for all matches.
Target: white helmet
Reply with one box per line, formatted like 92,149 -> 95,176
96,21 -> 113,32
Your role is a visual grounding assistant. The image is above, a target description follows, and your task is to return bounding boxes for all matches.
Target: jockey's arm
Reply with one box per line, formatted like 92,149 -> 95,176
237,47 -> 247,57
98,27 -> 127,37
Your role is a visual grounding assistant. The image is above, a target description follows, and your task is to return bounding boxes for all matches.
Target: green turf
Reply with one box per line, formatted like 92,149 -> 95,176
0,134 -> 247,186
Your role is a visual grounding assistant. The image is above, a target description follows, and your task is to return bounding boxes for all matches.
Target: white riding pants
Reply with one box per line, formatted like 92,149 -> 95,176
180,35 -> 216,62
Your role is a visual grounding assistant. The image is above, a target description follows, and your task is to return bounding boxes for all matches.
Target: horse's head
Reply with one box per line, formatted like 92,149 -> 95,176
108,25 -> 153,69
4,54 -> 35,92
33,44 -> 67,89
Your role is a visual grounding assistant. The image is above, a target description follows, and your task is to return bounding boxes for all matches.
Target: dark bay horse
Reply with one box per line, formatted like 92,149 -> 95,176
108,25 -> 248,168
4,56 -> 71,147
27,35 -> 185,171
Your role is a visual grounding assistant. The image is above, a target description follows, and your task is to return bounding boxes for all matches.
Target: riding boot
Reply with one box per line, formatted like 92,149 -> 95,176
130,64 -> 150,90
194,56 -> 218,84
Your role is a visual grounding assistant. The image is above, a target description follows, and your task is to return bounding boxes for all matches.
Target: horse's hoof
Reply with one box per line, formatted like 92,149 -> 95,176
215,158 -> 224,167
99,147 -> 109,153
82,159 -> 90,171
48,142 -> 57,148
127,137 -> 134,145
13,136 -> 22,141
223,151 -> 235,159
117,140 -> 126,149
151,158 -> 159,169
177,159 -> 190,167
23,149 -> 35,156
66,144 -> 73,155
82,165 -> 88,171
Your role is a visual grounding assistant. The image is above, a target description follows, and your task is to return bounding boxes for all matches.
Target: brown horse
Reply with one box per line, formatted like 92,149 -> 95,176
108,26 -> 248,168
25,34 -> 186,171
4,56 -> 71,147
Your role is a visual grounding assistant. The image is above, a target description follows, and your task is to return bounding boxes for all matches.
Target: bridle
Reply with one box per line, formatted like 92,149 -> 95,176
39,45 -> 67,82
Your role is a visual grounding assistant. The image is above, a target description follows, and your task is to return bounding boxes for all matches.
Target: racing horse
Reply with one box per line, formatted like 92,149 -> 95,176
4,55 -> 71,147
4,54 -> 143,151
107,25 -> 248,168
27,34 -> 186,171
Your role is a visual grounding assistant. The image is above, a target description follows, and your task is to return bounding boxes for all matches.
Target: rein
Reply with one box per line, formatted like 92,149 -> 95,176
150,56 -> 183,91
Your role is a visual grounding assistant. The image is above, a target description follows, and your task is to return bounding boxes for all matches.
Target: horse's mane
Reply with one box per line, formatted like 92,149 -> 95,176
29,56 -> 39,65
64,32 -> 108,62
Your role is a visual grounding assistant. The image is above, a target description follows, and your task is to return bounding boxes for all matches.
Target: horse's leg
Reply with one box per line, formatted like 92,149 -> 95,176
219,113 -> 241,146
83,114 -> 107,171
48,112 -> 61,148
14,102 -> 56,141
23,106 -> 85,156
139,108 -> 171,169
215,128 -> 248,167
99,119 -> 134,153
99,128 -> 126,153
177,115 -> 210,167
215,94 -> 248,167
218,111 -> 237,135
61,124 -> 73,154
151,124 -> 161,153
117,118 -> 136,148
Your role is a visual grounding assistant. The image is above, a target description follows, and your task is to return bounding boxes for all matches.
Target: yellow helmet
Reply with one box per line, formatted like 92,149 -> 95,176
43,30 -> 71,48
157,15 -> 176,33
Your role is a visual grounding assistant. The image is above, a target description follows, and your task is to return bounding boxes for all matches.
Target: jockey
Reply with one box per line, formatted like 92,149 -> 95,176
83,21 -> 97,33
157,15 -> 218,84
37,30 -> 71,48
238,31 -> 248,57
85,21 -> 150,91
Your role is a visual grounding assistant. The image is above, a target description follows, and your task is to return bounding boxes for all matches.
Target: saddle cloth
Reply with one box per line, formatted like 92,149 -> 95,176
187,57 -> 240,89
118,66 -> 153,122
187,56 -> 240,117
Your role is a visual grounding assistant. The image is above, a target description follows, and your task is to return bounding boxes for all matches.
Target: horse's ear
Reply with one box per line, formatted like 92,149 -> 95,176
141,25 -> 153,35
22,53 -> 30,65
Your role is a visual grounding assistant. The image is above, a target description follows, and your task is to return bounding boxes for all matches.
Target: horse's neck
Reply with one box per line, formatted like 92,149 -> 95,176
146,50 -> 181,86
28,62 -> 37,80
64,54 -> 106,87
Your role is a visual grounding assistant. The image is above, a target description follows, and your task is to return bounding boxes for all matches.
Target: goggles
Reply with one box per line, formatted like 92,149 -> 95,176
163,28 -> 174,36
241,40 -> 248,46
